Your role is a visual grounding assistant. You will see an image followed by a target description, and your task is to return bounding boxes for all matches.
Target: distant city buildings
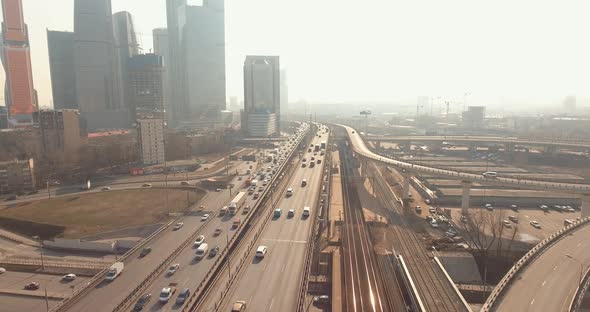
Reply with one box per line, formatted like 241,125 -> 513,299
47,30 -> 77,110
33,109 -> 83,165
280,69 -> 288,115
462,106 -> 486,128
73,0 -> 128,131
242,55 -> 280,137
563,95 -> 576,115
152,28 -> 171,124
1,0 -> 38,126
166,0 -> 226,127
128,54 -> 165,120
137,118 -> 165,165
0,158 -> 35,194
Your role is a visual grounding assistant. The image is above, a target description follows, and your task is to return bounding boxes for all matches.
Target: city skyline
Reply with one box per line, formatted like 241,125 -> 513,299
4,0 -> 590,110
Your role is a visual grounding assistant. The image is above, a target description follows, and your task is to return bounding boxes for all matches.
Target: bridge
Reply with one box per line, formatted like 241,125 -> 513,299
338,124 -> 590,217
367,135 -> 590,149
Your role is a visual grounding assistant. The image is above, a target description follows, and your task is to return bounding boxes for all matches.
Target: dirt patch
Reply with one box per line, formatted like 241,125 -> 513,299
0,189 -> 205,239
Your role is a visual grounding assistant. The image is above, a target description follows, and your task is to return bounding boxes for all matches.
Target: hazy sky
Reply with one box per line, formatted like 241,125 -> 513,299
10,0 -> 590,108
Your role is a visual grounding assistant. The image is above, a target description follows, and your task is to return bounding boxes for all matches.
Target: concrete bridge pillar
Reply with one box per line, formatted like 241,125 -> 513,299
582,194 -> 590,218
461,180 -> 472,214
402,171 -> 411,201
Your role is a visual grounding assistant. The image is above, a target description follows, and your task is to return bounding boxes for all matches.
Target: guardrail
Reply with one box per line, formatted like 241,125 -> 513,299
49,218 -> 177,312
180,125 -> 310,312
397,254 -> 425,312
295,135 -> 331,312
481,217 -> 590,311
367,135 -> 590,148
569,266 -> 590,312
112,214 -> 216,311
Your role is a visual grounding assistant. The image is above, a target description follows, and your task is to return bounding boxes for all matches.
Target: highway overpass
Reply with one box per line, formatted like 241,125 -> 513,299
367,135 -> 590,149
338,124 -> 590,216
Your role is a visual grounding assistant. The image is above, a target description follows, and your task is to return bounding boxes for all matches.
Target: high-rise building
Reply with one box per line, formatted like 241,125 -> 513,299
462,106 -> 486,128
166,0 -> 225,126
137,118 -> 165,165
128,54 -> 164,120
47,30 -> 77,110
242,55 -> 280,137
563,95 -> 576,115
1,0 -> 38,126
113,11 -> 139,123
33,109 -> 83,165
280,69 -> 288,115
73,0 -> 127,131
152,28 -> 171,123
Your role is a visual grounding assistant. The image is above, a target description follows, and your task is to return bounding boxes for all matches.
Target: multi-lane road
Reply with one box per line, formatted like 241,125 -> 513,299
213,129 -> 329,312
493,222 -> 590,312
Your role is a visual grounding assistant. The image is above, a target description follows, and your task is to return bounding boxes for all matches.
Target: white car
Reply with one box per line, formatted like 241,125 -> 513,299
530,221 -> 542,229
0,267 -> 5,274
167,264 -> 180,275
173,222 -> 184,230
101,186 -> 111,191
159,287 -> 175,303
201,214 -> 210,221
62,273 -> 76,281
194,235 -> 205,247
288,209 -> 295,217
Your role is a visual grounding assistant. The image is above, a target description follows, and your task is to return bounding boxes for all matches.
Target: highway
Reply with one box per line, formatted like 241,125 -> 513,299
340,124 -> 590,194
213,129 -> 328,312
367,135 -> 590,149
339,141 -> 388,312
493,222 -> 590,312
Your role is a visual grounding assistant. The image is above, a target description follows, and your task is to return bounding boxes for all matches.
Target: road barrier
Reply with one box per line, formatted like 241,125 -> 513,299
481,217 -> 590,311
49,218 -> 177,312
397,254 -> 425,312
181,124 -> 310,312
570,266 -> 590,312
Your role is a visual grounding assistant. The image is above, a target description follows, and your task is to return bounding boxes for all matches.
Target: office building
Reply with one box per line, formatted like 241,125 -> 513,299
280,69 -> 288,115
563,95 -> 576,115
73,0 -> 127,130
33,109 -> 83,164
242,55 -> 280,137
113,11 -> 139,122
166,0 -> 226,126
462,106 -> 486,128
1,0 -> 38,126
0,158 -> 35,193
137,119 -> 165,165
152,28 -> 171,123
128,54 -> 164,120
47,30 -> 77,110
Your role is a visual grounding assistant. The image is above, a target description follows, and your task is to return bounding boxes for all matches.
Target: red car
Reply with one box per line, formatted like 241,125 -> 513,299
25,282 -> 40,290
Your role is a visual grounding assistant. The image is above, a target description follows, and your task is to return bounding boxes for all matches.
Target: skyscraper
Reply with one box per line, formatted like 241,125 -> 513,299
47,30 -> 77,110
1,0 -> 37,126
73,0 -> 127,130
243,55 -> 280,137
152,28 -> 171,123
128,54 -> 164,119
166,0 -> 226,126
280,69 -> 288,115
113,11 -> 139,123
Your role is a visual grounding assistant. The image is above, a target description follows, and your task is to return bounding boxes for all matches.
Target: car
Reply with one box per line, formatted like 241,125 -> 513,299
194,235 -> 205,247
142,183 -> 151,187
201,214 -> 210,221
530,221 -> 542,229
313,295 -> 330,304
302,163 -> 307,168
209,246 -> 220,257
24,282 -> 40,290
0,267 -> 5,274
238,176 -> 243,181
101,186 -> 111,191
134,293 -> 152,311
564,219 -> 575,226
167,264 -> 180,275
508,215 -> 519,223
173,222 -> 184,230
214,228 -> 222,236
6,195 -> 17,201
424,199 -> 431,204
288,209 -> 295,217
286,188 -> 294,197
539,204 -> 549,211
485,203 -> 493,211
274,208 -> 282,218
510,204 -> 518,211
566,207 -> 576,213
430,220 -> 439,228
503,220 -> 512,228
301,179 -> 307,187
62,273 -> 77,281
176,288 -> 190,305
159,287 -> 176,303
428,207 -> 436,213
216,188 -> 222,192
140,247 -> 152,257
253,193 -> 260,199
482,171 -> 498,178
231,300 -> 247,312
180,181 -> 190,186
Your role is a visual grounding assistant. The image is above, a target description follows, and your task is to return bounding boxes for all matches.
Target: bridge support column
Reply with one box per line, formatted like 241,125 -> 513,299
582,194 -> 590,218
461,180 -> 472,214
402,172 -> 411,201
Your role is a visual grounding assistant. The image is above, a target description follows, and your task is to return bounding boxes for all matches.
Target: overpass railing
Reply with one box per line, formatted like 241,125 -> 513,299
480,217 -> 590,311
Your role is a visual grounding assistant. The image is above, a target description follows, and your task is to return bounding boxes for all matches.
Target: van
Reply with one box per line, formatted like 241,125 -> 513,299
195,243 -> 209,259
482,171 -> 498,178
255,246 -> 268,258
176,288 -> 190,304
303,207 -> 311,217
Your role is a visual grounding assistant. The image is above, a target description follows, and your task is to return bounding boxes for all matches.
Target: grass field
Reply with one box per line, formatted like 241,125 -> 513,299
0,189 -> 205,239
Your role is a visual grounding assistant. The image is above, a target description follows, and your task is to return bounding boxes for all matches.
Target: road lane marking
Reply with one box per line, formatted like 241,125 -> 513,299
268,297 -> 275,311
530,299 -> 535,305
542,280 -> 546,287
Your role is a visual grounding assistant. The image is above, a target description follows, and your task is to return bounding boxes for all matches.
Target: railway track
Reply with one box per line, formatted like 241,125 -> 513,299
371,163 -> 467,312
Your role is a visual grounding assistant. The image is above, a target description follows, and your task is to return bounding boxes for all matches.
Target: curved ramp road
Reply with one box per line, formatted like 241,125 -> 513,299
339,124 -> 590,194
368,135 -> 590,149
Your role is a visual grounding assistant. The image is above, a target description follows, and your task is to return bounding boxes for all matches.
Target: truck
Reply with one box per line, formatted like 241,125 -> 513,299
105,262 -> 124,281
229,192 -> 247,215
